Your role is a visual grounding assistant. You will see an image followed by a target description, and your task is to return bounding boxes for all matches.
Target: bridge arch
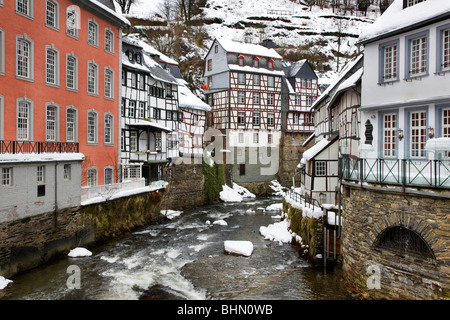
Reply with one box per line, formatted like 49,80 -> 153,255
373,225 -> 436,260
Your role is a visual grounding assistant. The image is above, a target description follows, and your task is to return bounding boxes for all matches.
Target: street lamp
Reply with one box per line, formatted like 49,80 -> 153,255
398,128 -> 404,141
428,126 -> 435,139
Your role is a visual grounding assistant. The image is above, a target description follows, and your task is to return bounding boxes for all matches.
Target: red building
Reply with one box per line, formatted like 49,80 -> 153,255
0,0 -> 129,186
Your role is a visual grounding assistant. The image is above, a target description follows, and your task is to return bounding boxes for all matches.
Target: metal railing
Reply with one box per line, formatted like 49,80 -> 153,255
340,158 -> 450,189
0,140 -> 79,154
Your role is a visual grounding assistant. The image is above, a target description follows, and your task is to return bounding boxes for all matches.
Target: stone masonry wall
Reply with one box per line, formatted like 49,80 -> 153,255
341,184 -> 450,299
161,163 -> 206,210
278,132 -> 312,187
0,190 -> 164,279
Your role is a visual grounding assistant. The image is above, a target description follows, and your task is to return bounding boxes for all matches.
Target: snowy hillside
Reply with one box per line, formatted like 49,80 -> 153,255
125,0 -> 378,86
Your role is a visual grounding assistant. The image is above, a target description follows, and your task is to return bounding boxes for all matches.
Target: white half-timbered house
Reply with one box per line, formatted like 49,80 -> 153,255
121,36 -> 179,183
203,39 -> 284,183
282,60 -> 318,133
135,38 -> 211,159
355,0 -> 450,190
300,55 -> 363,205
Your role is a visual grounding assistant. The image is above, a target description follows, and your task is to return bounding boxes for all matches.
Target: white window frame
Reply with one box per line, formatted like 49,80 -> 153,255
130,131 -> 137,152
383,113 -> 397,158
0,95 -> 3,140
37,165 -> 45,184
407,33 -> 428,78
104,67 -> 114,99
410,110 -> 427,158
253,113 -> 260,126
238,112 -> 245,126
45,45 -> 59,87
63,164 -> 71,180
253,74 -> 260,85
268,76 -> 274,87
443,108 -> 450,137
104,28 -> 114,54
87,60 -> 98,95
238,91 -> 245,104
238,73 -> 245,84
315,161 -> 326,177
87,18 -> 99,47
104,166 -> 114,185
383,43 -> 398,82
87,109 -> 98,144
253,92 -> 260,105
66,6 -> 79,39
66,106 -> 77,142
87,167 -> 97,187
17,97 -> 33,141
16,34 -> 34,81
1,167 -> 12,186
253,132 -> 259,144
16,0 -> 33,19
268,113 -> 275,126
0,28 -> 4,75
104,113 -> 113,145
66,53 -> 78,91
46,102 -> 59,142
267,93 -> 274,105
45,0 -> 59,30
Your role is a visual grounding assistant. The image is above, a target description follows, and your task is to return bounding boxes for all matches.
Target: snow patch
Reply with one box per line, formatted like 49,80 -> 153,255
161,210 -> 183,220
224,240 -> 254,257
219,183 -> 255,202
0,276 -> 12,290
68,247 -> 92,257
213,219 -> 228,226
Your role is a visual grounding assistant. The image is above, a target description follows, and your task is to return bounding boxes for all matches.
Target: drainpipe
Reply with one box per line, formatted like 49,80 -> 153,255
54,161 -> 58,228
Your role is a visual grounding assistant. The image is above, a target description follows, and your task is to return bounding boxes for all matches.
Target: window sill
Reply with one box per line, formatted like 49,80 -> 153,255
46,82 -> 60,89
66,87 -> 78,93
45,24 -> 60,32
16,76 -> 34,83
16,11 -> 34,20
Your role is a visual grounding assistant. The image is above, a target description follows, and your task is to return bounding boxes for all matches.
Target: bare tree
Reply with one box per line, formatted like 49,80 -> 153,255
158,0 -> 176,21
115,0 -> 138,14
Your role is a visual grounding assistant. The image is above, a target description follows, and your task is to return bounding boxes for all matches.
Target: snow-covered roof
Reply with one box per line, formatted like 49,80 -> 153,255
177,79 -> 211,112
228,64 -> 284,76
327,67 -> 363,107
0,153 -> 85,163
143,54 -> 178,85
359,0 -> 450,44
126,118 -> 173,132
89,0 -> 131,26
217,38 -> 282,59
302,136 -> 338,161
310,54 -> 363,110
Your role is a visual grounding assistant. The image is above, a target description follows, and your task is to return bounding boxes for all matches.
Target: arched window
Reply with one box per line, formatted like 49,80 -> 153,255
238,55 -> 244,66
253,57 -> 259,68
374,226 -> 435,259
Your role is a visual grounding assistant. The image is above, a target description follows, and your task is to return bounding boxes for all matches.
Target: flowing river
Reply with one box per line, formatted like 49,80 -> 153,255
3,196 -> 354,300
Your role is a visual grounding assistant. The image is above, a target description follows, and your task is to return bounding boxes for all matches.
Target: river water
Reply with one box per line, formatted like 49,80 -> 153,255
3,196 -> 354,300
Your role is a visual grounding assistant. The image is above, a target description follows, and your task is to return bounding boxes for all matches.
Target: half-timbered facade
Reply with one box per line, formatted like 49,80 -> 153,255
204,39 -> 283,183
300,55 -> 363,205
282,60 -> 318,133
121,35 -> 179,182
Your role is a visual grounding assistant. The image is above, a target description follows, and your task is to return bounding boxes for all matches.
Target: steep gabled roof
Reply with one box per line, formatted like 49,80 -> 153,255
282,60 -> 318,80
358,0 -> 450,45
216,38 -> 282,59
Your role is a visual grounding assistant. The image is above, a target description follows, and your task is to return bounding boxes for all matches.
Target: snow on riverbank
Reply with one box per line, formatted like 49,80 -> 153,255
0,276 -> 12,290
68,247 -> 92,257
224,240 -> 254,257
219,183 -> 256,202
161,210 -> 183,220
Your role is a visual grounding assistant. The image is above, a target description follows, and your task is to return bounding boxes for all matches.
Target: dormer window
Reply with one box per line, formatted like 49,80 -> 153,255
135,53 -> 142,64
253,57 -> 259,68
127,50 -> 133,62
238,55 -> 244,66
268,59 -> 274,70
403,0 -> 425,8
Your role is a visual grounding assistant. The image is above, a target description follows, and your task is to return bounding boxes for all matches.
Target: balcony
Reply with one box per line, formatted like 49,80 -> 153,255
0,140 -> 79,154
339,158 -> 450,189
